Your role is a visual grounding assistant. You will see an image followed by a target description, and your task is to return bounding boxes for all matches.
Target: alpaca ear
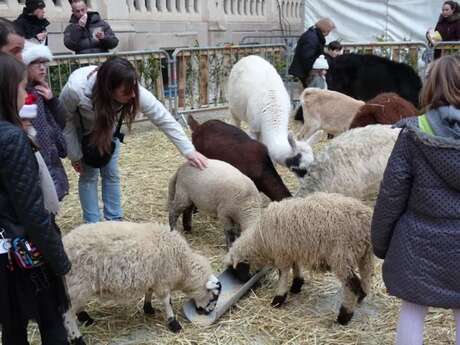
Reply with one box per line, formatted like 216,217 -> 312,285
306,130 -> 323,146
287,132 -> 297,150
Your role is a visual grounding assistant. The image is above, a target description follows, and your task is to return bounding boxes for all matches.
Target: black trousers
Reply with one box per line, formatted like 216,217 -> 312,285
1,309 -> 69,345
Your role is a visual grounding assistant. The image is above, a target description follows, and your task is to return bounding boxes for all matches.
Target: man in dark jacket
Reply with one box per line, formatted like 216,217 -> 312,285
14,0 -> 49,44
289,18 -> 335,87
64,0 -> 118,54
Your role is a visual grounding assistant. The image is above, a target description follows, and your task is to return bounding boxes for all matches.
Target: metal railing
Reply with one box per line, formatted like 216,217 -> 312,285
43,40 -> 460,124
47,49 -> 172,118
170,44 -> 288,116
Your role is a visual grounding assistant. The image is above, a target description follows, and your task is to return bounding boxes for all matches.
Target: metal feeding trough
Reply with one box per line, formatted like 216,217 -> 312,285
183,267 -> 269,326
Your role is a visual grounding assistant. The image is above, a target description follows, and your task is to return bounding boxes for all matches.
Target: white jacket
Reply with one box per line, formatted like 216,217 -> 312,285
59,65 -> 195,162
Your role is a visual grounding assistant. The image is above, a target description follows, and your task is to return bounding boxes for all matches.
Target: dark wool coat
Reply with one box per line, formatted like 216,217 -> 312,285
434,12 -> 460,58
0,121 -> 71,277
288,26 -> 325,82
372,118 -> 460,308
28,87 -> 69,201
63,11 -> 118,54
13,11 -> 49,42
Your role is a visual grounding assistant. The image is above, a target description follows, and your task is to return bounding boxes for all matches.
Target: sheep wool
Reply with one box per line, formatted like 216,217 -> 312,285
226,193 -> 374,325
169,159 -> 261,248
62,221 -> 221,341
296,124 -> 401,200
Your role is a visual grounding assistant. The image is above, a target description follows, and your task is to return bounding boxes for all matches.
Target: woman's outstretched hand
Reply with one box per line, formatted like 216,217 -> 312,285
186,151 -> 208,170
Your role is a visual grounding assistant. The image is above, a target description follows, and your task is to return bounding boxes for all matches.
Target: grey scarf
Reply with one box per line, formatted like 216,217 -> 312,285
426,106 -> 460,140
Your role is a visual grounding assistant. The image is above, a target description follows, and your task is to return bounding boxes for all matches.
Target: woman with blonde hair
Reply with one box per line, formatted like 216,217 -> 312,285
372,55 -> 460,345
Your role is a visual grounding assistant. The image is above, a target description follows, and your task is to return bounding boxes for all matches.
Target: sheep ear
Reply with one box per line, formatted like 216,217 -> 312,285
306,130 -> 323,146
287,132 -> 297,150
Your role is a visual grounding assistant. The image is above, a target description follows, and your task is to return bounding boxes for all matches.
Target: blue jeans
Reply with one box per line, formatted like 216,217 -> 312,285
78,139 -> 122,223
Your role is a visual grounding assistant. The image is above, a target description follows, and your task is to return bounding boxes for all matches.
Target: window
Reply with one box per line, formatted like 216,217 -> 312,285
249,0 -> 254,15
231,0 -> 235,14
166,0 -> 172,11
261,0 -> 265,15
133,0 -> 140,10
176,0 -> 181,12
237,0 -> 242,14
193,0 -> 198,13
243,0 -> 247,15
145,0 -> 152,11
156,0 -> 162,11
255,0 -> 260,15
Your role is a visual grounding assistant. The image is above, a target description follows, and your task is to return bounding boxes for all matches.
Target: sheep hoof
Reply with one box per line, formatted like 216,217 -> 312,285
271,294 -> 287,308
337,306 -> 354,325
290,277 -> 304,294
143,303 -> 155,315
76,311 -> 94,327
71,337 -> 86,345
167,317 -> 182,333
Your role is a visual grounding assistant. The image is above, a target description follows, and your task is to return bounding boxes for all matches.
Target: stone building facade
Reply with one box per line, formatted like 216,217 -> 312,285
0,0 -> 304,54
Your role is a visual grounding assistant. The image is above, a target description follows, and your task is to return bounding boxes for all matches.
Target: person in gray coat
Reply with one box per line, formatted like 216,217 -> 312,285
63,0 -> 118,54
371,55 -> 460,345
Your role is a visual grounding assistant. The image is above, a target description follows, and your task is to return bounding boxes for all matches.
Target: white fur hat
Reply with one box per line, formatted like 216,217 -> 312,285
22,40 -> 53,66
312,55 -> 329,70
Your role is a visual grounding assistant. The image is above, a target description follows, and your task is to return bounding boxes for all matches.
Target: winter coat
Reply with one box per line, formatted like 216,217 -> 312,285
59,65 -> 196,162
0,120 -> 71,277
28,87 -> 69,201
63,12 -> 118,54
434,12 -> 460,58
372,110 -> 460,308
288,26 -> 325,82
14,12 -> 49,43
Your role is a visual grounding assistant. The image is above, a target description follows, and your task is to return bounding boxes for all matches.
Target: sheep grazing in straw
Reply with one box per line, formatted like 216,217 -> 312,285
224,193 -> 374,325
62,221 -> 221,344
349,92 -> 418,129
228,55 -> 321,179
295,88 -> 365,140
168,159 -> 261,248
296,124 -> 401,201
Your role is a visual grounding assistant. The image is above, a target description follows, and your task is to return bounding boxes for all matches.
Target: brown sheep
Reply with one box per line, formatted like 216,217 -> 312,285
350,92 -> 418,129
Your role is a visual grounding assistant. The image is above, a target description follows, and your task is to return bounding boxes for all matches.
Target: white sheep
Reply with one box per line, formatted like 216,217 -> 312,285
224,193 -> 374,325
168,159 -> 262,248
62,221 -> 221,344
296,124 -> 401,201
228,55 -> 320,179
296,88 -> 365,140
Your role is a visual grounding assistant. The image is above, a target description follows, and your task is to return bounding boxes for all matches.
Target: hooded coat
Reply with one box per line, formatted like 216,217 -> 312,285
63,11 -> 118,54
372,108 -> 460,308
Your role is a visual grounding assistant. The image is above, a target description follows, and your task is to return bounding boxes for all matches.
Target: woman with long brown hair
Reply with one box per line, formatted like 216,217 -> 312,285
0,52 -> 71,344
372,55 -> 460,345
60,57 -> 207,223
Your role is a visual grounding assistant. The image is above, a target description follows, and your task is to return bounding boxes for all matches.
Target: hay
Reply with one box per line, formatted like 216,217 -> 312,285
27,120 -> 456,345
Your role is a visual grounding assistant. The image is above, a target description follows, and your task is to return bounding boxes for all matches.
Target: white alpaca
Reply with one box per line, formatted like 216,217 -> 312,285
228,55 -> 320,178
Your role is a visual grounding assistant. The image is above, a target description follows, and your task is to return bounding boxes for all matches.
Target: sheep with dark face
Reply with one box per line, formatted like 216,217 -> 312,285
228,55 -> 320,179
224,193 -> 374,326
62,221 -> 221,344
188,116 -> 292,201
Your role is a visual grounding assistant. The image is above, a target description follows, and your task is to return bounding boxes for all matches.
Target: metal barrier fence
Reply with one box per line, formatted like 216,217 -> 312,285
170,44 -> 287,116
45,40 -> 460,123
48,49 -> 172,119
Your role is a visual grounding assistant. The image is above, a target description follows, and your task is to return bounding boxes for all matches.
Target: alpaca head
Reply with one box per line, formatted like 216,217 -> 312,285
285,131 -> 322,179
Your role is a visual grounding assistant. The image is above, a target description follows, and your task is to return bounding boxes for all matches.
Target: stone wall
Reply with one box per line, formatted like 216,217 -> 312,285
0,0 -> 304,54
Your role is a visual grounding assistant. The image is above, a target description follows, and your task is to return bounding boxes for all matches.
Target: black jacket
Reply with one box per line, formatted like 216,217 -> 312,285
63,11 -> 118,54
14,11 -> 49,42
0,121 -> 70,276
288,26 -> 325,81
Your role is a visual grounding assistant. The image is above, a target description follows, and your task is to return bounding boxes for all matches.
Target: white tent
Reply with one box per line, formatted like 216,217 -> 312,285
305,0 -> 445,42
